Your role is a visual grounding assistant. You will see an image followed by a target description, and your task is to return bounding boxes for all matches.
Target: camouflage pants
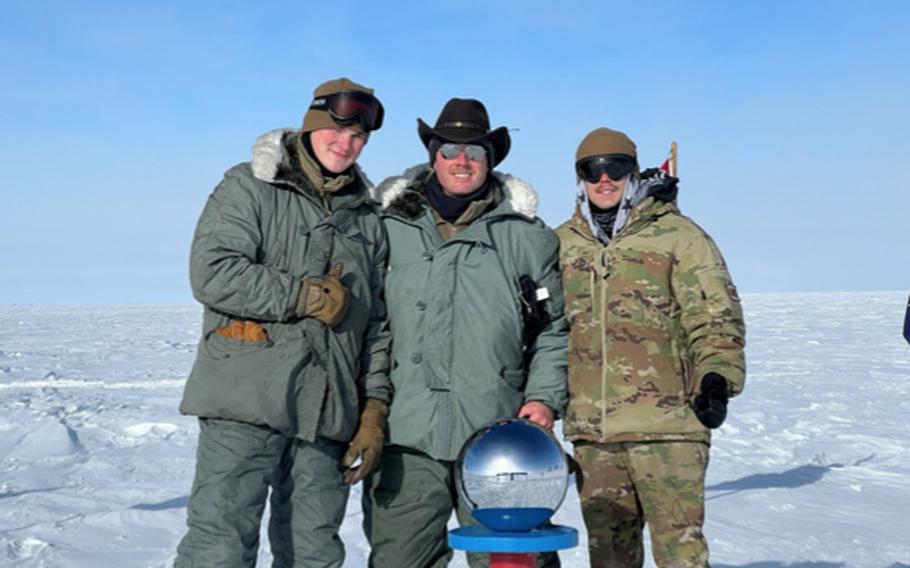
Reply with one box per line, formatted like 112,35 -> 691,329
573,440 -> 709,568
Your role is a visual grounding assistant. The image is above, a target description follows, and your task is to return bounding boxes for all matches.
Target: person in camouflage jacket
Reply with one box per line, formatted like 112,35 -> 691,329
556,127 -> 746,568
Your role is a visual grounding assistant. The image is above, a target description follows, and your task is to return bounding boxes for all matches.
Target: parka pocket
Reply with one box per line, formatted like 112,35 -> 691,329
184,332 -> 308,434
204,328 -> 273,359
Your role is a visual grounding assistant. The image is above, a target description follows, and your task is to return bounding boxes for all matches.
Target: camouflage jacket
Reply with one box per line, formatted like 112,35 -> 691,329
556,189 -> 745,444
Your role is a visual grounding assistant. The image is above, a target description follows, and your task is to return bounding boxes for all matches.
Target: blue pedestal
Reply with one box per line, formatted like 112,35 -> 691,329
448,525 -> 578,553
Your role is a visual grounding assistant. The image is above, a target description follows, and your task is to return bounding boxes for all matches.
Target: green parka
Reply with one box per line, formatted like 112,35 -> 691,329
556,179 -> 745,445
377,166 -> 569,461
180,129 -> 392,443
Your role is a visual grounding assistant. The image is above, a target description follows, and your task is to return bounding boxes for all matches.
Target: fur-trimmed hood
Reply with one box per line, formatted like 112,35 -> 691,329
249,128 -> 374,198
376,164 -> 539,221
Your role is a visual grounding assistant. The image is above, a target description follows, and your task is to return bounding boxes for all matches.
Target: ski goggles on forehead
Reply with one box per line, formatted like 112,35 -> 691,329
439,142 -> 487,162
309,91 -> 385,131
575,154 -> 636,183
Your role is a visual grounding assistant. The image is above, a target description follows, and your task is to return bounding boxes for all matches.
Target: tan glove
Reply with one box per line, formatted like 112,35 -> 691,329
297,262 -> 348,327
341,398 -> 388,485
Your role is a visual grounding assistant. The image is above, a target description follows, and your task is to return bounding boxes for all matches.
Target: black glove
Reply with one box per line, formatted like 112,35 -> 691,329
693,372 -> 729,429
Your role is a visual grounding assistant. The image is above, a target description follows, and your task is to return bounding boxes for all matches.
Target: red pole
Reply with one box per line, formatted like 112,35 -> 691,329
489,552 -> 537,568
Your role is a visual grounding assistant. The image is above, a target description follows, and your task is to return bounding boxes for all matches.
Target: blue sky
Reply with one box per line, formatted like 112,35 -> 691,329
2,1 -> 908,304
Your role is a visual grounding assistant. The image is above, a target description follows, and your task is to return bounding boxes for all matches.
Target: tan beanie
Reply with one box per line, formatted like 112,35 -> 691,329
575,127 -> 637,162
302,77 -> 376,134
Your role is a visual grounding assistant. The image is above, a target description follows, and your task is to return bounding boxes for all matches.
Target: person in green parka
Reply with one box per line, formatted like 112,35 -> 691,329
175,77 -> 392,568
557,127 -> 746,568
362,98 -> 569,568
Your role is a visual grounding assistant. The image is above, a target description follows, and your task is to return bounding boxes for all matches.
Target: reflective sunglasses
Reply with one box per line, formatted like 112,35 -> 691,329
309,91 -> 385,131
439,142 -> 487,162
575,154 -> 636,183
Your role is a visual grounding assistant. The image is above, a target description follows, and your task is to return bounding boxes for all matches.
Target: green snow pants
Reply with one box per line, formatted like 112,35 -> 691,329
175,418 -> 349,568
362,446 -> 560,568
573,440 -> 710,568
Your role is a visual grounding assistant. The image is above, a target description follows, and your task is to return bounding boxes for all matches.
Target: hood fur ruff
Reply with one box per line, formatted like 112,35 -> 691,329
250,128 -> 374,198
377,164 -> 539,219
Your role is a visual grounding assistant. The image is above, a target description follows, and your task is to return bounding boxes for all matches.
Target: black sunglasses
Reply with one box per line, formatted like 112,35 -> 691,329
309,91 -> 385,131
575,154 -> 636,183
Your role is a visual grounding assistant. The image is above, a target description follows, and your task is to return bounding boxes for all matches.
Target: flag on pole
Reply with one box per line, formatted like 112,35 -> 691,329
659,141 -> 678,177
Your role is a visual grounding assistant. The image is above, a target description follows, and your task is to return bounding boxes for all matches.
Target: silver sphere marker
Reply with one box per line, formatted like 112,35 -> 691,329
455,418 -> 569,532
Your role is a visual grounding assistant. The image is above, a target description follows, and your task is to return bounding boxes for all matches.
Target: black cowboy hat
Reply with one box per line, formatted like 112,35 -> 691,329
417,98 -> 511,167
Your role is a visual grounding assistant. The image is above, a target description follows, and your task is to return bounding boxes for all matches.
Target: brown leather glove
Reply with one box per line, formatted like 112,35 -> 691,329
297,262 -> 348,327
341,398 -> 388,485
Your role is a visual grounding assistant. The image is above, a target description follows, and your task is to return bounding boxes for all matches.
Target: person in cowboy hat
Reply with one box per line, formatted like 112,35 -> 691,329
361,98 -> 569,567
175,77 -> 392,567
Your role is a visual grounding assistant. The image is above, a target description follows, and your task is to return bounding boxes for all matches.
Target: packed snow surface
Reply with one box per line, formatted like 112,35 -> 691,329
1,292 -> 908,567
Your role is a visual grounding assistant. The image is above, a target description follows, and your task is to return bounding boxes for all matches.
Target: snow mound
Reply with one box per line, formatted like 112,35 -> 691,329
1,420 -> 87,460
123,422 -> 178,438
5,536 -> 49,561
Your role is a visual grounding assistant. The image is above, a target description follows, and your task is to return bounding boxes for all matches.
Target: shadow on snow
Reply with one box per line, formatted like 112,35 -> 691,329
714,563 -> 845,568
131,495 -> 189,511
715,563 -> 908,568
706,455 -> 875,500
0,487 -> 63,500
